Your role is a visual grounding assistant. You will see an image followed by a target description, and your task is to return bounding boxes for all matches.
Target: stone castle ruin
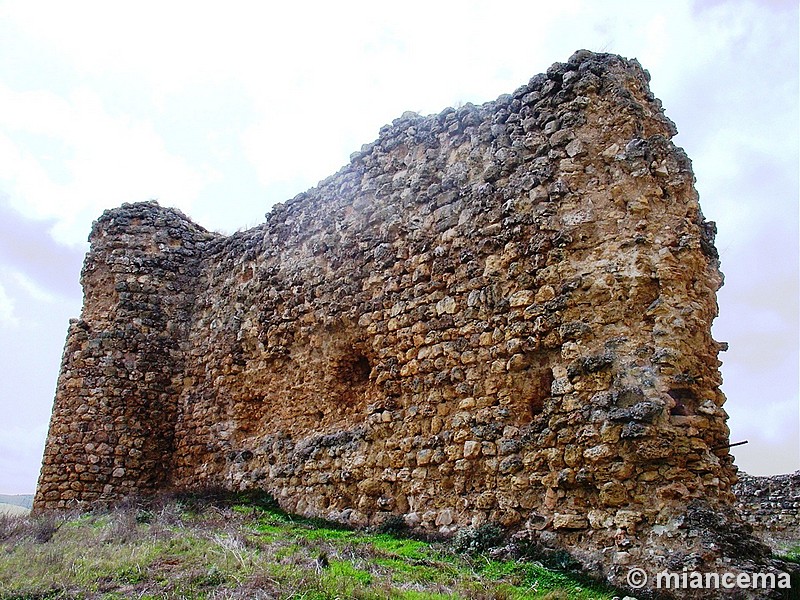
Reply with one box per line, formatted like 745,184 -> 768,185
35,51 -> 794,597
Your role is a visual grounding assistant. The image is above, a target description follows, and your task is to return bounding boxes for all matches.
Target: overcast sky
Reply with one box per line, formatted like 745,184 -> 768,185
0,0 -> 797,494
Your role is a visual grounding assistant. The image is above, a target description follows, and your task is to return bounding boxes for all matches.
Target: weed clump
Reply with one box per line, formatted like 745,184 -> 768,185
451,522 -> 505,555
135,508 -> 153,524
0,513 -> 60,544
30,515 -> 59,544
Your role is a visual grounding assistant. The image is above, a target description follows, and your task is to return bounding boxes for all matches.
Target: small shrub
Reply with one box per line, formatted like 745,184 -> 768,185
135,509 -> 154,524
375,514 -> 409,537
101,510 -> 139,544
452,523 -> 505,554
0,513 -> 26,543
31,514 -> 60,544
512,535 -> 581,570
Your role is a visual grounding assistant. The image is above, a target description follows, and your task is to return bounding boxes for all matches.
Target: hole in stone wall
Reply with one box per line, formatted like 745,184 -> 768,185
333,352 -> 371,384
330,349 -> 373,406
530,397 -> 544,417
668,388 -> 697,416
510,365 -> 554,421
353,354 -> 371,383
529,369 -> 554,418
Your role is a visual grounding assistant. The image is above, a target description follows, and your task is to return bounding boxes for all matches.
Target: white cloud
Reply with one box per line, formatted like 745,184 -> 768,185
0,281 -> 18,327
0,84 -> 211,244
0,266 -> 64,326
9,270 -> 56,304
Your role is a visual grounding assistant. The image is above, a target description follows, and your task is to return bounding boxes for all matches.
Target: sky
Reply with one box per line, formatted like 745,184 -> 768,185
0,0 -> 797,494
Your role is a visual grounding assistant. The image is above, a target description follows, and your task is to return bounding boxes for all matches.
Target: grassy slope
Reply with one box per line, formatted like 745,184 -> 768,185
0,494 -> 620,600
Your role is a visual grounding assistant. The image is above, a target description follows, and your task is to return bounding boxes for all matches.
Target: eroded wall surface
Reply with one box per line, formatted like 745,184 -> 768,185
37,51 -> 788,597
735,471 -> 800,550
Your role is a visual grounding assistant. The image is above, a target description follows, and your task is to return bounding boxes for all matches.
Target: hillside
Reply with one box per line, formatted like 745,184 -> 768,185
0,494 -> 33,509
0,491 -> 622,599
0,502 -> 28,516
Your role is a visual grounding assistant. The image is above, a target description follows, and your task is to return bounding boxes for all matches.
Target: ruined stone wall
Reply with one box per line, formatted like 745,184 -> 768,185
37,52 -> 790,597
735,471 -> 800,550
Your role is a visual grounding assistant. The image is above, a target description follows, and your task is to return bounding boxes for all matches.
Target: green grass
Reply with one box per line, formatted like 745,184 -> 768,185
371,534 -> 430,560
778,544 -> 800,564
0,494 -> 619,599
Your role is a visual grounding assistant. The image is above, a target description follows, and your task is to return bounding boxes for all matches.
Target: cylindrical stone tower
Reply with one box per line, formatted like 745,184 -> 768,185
33,202 -> 216,511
